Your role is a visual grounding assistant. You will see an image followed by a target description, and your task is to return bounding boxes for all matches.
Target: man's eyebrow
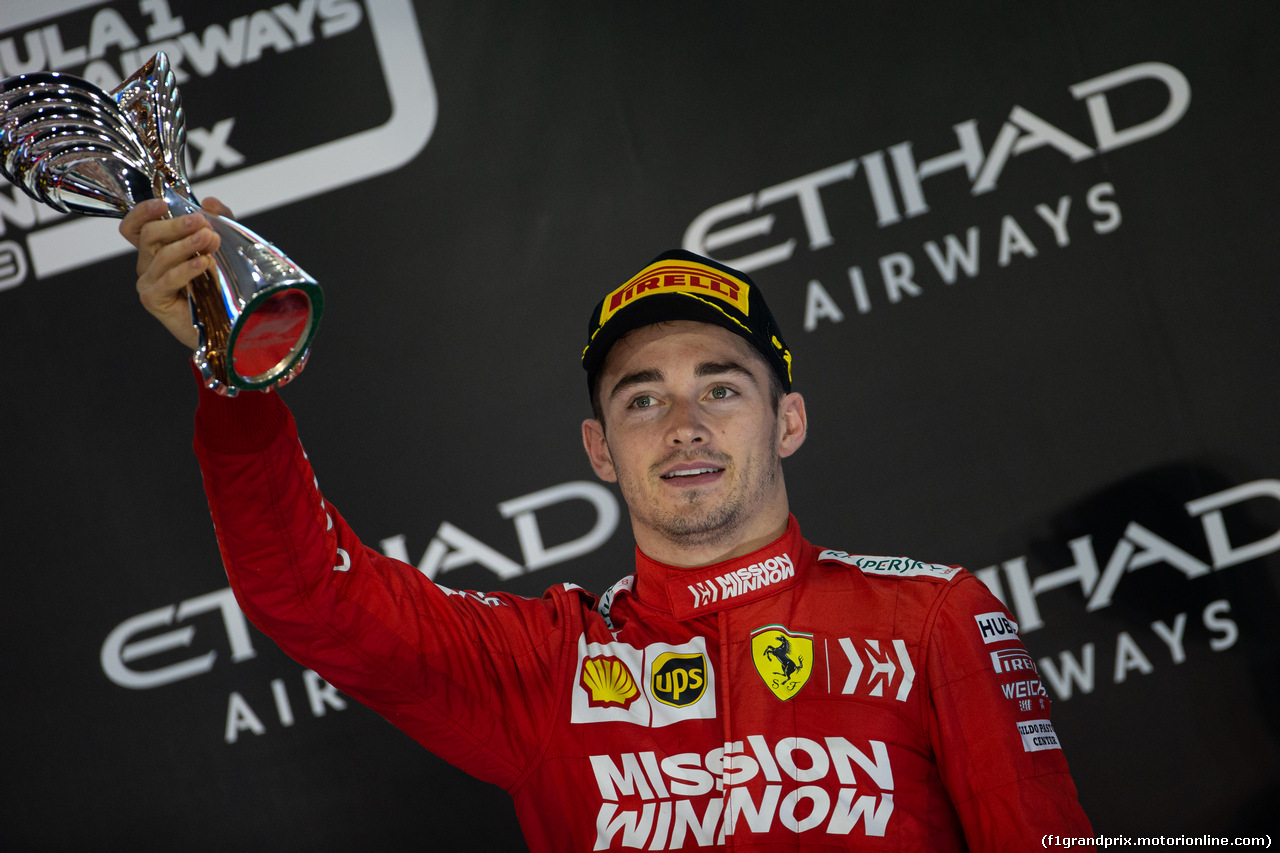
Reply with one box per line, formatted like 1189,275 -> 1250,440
696,360 -> 757,383
608,361 -> 758,401
609,368 -> 664,401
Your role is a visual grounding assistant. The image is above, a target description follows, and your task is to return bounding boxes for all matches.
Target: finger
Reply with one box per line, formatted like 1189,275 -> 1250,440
119,198 -> 170,247
139,253 -> 208,303
137,249 -> 214,328
136,252 -> 209,351
141,224 -> 220,287
201,196 -> 234,219
134,211 -> 216,275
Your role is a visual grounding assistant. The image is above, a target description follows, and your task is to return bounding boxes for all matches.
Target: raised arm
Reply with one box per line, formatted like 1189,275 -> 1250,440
118,198 -> 577,790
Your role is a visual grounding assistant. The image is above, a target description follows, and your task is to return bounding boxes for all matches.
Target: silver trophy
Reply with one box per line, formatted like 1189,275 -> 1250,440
0,52 -> 322,395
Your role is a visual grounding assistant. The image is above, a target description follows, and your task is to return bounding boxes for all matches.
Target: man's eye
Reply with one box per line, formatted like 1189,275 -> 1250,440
630,395 -> 653,409
709,386 -> 735,400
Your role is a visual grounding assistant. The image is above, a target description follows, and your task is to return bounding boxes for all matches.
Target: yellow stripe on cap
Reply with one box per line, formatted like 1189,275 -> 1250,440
772,334 -> 793,385
598,259 -> 750,326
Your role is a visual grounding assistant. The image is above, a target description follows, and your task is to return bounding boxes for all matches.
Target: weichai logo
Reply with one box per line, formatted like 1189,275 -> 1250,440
581,655 -> 640,710
651,652 -> 707,708
598,261 -> 750,325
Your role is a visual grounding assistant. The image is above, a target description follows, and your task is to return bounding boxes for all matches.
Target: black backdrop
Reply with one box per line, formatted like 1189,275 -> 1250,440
2,1 -> 1277,849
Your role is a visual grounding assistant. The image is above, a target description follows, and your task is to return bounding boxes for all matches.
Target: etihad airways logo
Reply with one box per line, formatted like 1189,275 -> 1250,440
687,553 -> 795,610
684,61 -> 1189,273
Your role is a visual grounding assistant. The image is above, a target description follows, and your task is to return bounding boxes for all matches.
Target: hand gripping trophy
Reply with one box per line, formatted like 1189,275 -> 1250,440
0,52 -> 322,395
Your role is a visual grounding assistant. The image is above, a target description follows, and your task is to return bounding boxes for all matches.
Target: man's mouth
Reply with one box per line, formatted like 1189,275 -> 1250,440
661,466 -> 725,480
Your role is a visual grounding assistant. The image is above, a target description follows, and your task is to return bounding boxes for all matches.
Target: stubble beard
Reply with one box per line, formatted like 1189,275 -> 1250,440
617,447 -> 781,550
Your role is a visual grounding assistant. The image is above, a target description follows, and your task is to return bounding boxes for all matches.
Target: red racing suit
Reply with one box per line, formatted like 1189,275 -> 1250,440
194,384 -> 1091,851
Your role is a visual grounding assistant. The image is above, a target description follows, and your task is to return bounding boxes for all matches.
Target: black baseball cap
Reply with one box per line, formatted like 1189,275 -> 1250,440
582,249 -> 792,393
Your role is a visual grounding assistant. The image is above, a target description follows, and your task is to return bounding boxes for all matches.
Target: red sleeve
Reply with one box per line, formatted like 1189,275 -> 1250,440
192,381 -> 576,790
925,573 -> 1092,850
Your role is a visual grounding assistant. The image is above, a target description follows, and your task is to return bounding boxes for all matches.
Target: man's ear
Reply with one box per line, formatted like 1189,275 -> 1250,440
776,392 -> 807,459
582,419 -> 618,482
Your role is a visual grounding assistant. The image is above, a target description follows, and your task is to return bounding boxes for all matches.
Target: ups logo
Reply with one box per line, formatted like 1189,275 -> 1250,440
651,652 -> 707,708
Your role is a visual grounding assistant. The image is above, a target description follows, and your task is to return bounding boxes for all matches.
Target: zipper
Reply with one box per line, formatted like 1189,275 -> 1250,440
717,607 -> 734,849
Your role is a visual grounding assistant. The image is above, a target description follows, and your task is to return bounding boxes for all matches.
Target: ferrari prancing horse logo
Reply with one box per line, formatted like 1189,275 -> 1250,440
751,625 -> 813,700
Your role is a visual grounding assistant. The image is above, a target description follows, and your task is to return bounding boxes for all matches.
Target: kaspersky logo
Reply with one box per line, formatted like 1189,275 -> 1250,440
751,625 -> 812,700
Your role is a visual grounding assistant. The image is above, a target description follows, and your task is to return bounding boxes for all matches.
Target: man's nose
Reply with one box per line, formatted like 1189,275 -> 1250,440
667,398 -> 707,444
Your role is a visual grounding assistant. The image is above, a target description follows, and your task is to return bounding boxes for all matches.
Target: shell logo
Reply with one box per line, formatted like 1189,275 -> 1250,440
580,655 -> 640,710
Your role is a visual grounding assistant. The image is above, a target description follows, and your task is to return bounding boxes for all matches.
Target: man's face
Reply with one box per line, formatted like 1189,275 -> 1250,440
582,321 -> 806,564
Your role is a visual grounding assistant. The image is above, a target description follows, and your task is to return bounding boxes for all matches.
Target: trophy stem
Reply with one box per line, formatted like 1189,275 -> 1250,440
188,265 -> 232,388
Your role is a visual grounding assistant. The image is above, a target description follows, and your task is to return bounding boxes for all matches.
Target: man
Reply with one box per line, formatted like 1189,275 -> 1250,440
124,198 -> 1092,850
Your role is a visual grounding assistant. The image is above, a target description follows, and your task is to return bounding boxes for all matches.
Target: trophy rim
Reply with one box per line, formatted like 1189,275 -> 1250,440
225,282 -> 325,390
